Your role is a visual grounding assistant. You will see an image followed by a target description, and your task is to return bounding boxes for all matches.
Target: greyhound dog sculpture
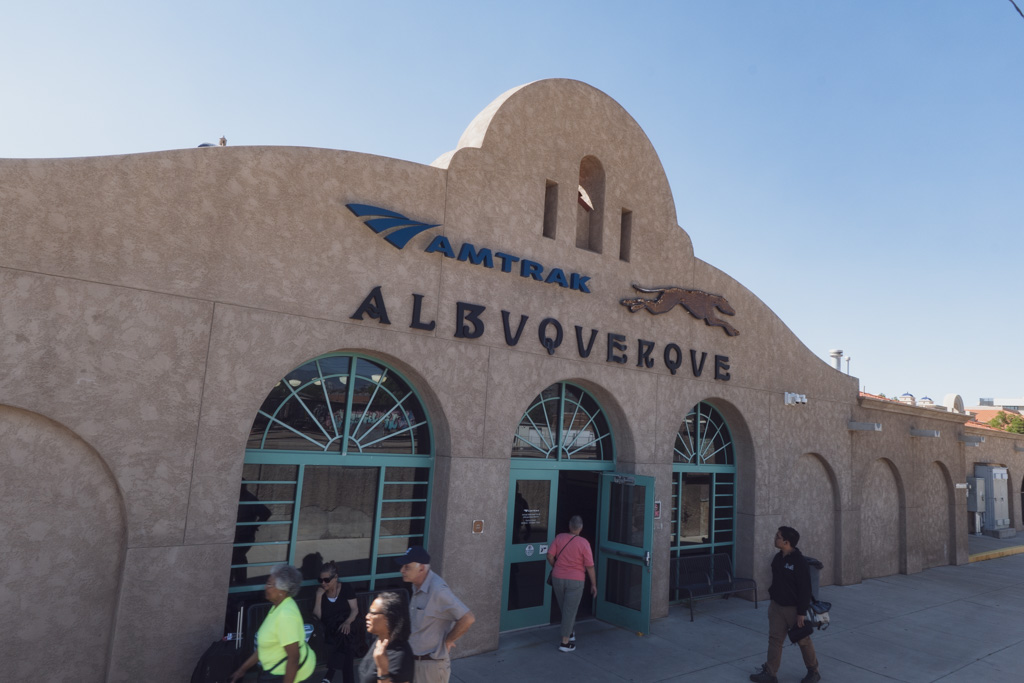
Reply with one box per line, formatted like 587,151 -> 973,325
620,283 -> 740,337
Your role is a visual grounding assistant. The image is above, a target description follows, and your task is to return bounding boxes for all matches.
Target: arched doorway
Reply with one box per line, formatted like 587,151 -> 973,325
228,353 -> 434,616
501,382 -> 614,631
669,401 -> 737,600
500,382 -> 656,634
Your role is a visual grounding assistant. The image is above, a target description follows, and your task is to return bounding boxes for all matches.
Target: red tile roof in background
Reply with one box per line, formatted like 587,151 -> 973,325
967,408 -> 1021,425
965,419 -> 1004,432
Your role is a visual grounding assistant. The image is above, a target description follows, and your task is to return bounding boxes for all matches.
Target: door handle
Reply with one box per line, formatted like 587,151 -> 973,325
600,547 -> 645,562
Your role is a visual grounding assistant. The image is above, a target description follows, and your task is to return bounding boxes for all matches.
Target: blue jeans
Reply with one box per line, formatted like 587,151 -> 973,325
551,577 -> 585,641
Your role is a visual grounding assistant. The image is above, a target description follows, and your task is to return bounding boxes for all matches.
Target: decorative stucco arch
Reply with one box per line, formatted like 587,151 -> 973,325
926,459 -> 958,567
782,452 -> 842,586
0,404 -> 127,682
858,457 -> 908,577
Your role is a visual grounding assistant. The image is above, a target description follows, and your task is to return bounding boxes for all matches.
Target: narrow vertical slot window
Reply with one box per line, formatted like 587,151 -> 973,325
543,180 -> 558,239
619,209 -> 632,262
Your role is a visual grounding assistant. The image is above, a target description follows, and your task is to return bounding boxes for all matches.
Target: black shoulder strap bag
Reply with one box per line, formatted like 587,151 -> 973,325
261,641 -> 310,682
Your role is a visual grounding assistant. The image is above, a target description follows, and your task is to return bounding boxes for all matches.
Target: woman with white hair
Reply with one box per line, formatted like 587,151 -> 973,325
546,514 -> 596,653
229,564 -> 317,682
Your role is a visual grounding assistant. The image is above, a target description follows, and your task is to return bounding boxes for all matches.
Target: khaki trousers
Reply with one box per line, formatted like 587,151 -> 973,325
766,600 -> 819,676
414,657 -> 451,683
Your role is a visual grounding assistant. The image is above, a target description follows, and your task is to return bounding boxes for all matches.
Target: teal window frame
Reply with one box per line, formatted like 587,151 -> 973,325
511,382 -> 615,467
670,401 -> 736,602
230,353 -> 434,594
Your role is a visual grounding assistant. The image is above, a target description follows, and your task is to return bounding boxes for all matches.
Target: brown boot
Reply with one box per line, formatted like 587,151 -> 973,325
749,664 -> 778,683
800,669 -> 821,683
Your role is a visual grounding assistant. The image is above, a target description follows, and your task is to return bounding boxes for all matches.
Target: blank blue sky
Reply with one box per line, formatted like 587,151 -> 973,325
3,1 -> 1022,406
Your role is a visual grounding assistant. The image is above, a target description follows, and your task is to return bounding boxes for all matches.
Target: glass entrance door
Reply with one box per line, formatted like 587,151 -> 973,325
500,469 -> 558,631
595,472 -> 654,635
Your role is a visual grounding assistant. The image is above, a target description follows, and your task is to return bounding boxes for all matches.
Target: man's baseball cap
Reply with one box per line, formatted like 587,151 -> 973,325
395,545 -> 430,566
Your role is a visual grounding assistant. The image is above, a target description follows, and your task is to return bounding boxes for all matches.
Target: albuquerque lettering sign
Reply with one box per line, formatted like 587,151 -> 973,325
350,287 -> 731,381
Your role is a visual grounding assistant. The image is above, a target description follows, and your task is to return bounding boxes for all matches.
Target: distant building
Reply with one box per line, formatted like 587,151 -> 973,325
978,398 -> 1024,411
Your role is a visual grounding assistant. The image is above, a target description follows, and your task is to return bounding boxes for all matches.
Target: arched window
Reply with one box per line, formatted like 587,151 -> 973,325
670,401 -> 736,600
674,401 -> 734,466
512,382 -> 613,461
231,354 -> 433,597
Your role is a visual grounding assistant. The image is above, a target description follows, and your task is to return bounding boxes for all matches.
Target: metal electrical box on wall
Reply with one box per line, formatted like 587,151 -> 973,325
974,465 -> 1014,536
966,478 -> 985,512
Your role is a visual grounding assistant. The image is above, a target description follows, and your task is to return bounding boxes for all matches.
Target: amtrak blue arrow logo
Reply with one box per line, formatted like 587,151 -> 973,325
346,203 -> 440,249
346,201 -> 592,294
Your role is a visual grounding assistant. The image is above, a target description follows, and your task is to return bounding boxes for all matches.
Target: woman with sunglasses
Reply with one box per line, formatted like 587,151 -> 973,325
358,592 -> 414,683
314,561 -> 359,683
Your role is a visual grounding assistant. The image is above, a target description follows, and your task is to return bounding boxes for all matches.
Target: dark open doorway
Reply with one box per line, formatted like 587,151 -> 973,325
550,470 -> 600,625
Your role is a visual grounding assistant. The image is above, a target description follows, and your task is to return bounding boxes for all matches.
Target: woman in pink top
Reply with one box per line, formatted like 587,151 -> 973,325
546,515 -> 596,652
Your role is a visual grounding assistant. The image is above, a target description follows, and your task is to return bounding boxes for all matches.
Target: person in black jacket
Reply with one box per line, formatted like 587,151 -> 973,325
750,526 -> 820,683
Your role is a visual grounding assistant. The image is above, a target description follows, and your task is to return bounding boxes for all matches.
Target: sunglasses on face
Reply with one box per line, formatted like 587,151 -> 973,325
318,576 -> 336,583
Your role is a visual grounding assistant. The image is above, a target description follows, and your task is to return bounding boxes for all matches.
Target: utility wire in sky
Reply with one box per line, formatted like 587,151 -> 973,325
1010,0 -> 1024,21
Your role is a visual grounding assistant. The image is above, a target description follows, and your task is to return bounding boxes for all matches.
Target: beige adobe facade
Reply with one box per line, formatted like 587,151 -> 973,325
2,79 -> 1021,682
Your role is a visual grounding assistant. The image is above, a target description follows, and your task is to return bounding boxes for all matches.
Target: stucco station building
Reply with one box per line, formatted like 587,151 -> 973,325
3,79 -> 1023,681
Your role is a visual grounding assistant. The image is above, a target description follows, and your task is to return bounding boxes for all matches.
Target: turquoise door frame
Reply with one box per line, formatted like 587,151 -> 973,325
500,468 -> 559,631
595,472 -> 655,635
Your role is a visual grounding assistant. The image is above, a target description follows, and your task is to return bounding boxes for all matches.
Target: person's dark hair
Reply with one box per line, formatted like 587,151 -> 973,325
374,591 -> 411,643
321,560 -> 339,579
300,551 -> 324,580
778,526 -> 800,547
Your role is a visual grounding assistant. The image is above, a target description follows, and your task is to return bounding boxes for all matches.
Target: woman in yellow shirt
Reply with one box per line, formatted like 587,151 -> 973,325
229,564 -> 317,682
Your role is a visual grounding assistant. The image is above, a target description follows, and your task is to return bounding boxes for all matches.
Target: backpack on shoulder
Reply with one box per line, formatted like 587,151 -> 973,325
802,556 -> 831,630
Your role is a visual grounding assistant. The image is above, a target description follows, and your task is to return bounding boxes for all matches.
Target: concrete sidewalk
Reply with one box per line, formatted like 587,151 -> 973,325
451,539 -> 1024,683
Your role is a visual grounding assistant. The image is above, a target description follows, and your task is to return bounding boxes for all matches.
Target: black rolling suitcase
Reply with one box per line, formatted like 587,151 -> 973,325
191,607 -> 247,683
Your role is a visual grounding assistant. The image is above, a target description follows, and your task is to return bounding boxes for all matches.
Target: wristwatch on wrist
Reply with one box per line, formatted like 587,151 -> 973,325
376,675 -> 391,681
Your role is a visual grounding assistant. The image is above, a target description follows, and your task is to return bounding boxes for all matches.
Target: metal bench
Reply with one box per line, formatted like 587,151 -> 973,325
671,552 -> 758,621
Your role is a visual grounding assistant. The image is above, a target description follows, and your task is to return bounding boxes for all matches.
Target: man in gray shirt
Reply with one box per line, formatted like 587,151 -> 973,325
397,546 -> 475,683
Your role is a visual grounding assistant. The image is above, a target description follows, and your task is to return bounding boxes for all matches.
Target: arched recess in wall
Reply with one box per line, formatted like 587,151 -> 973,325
576,155 -> 605,253
921,461 -> 957,569
859,457 -> 907,578
229,352 -> 438,619
0,405 -> 126,682
1016,472 -> 1024,530
1006,468 -> 1018,530
783,453 -> 841,587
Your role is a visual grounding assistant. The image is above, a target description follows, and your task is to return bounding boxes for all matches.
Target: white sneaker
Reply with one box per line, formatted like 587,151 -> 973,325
569,631 -> 576,643
558,641 -> 576,652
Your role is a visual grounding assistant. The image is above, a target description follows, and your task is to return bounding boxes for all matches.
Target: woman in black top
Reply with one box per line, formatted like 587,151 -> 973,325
314,561 -> 358,683
358,592 -> 414,683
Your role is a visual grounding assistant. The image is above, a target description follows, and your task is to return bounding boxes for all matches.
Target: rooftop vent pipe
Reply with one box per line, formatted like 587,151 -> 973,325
829,349 -> 843,371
